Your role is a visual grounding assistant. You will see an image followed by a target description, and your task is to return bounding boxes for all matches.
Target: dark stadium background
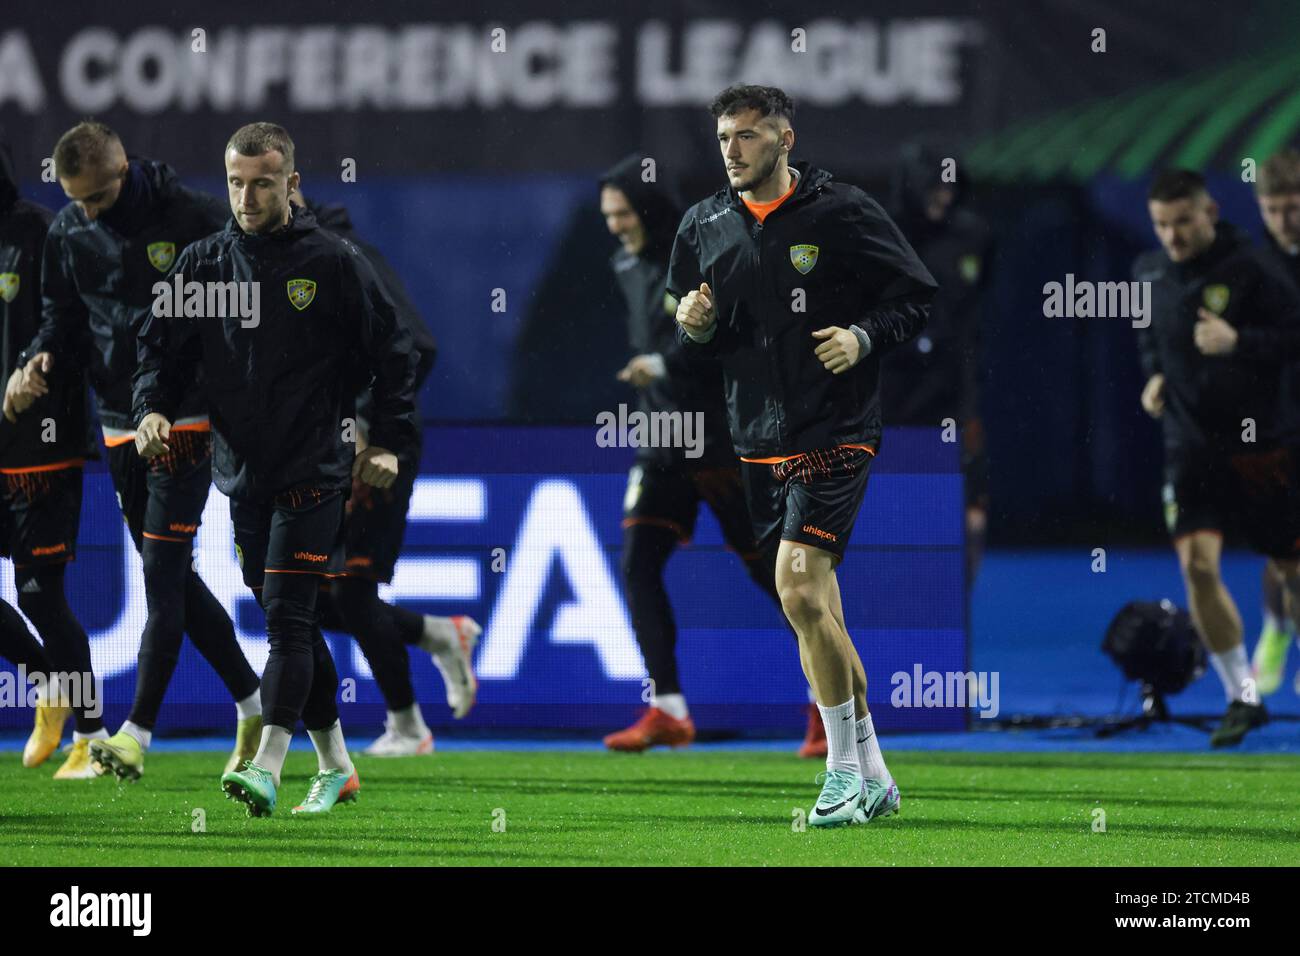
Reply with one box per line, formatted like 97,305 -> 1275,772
2,0 -> 1299,736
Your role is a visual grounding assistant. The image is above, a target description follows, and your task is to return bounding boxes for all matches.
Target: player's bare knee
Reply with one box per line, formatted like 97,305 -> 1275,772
778,581 -> 829,629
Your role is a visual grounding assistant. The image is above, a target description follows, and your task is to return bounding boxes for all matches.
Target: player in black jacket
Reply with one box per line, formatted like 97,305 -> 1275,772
881,144 -> 995,585
1247,150 -> 1300,696
294,189 -> 480,756
5,122 -> 261,782
598,153 -> 789,753
135,123 -> 419,815
671,85 -> 936,827
0,139 -> 92,776
1135,169 -> 1300,746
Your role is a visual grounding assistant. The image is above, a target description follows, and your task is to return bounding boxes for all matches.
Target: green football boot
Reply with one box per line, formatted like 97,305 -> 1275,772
292,768 -> 360,816
808,769 -> 865,828
1251,620 -> 1293,697
222,762 -> 277,817
90,731 -> 145,782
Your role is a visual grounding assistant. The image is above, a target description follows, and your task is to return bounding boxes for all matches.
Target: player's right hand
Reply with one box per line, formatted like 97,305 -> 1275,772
135,412 -> 172,458
676,282 -> 716,337
1140,373 -> 1166,418
3,367 -> 32,423
20,352 -> 53,400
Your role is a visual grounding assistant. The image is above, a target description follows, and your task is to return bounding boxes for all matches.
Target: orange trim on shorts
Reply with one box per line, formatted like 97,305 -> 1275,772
0,458 -> 84,475
740,442 -> 877,465
142,531 -> 190,543
264,568 -> 344,578
103,434 -> 135,448
622,516 -> 690,543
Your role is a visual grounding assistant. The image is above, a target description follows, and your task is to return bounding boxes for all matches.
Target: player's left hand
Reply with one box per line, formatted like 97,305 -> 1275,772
1194,308 -> 1238,356
354,445 -> 398,489
812,327 -> 862,374
616,354 -> 666,388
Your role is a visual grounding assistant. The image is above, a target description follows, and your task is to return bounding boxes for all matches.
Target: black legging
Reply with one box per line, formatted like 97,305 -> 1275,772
15,565 -> 103,735
622,523 -> 786,698
0,596 -> 51,675
318,577 -> 424,712
621,524 -> 684,696
257,571 -> 339,732
128,537 -> 261,730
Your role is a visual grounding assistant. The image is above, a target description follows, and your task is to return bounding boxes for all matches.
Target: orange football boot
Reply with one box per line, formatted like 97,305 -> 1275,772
603,707 -> 695,752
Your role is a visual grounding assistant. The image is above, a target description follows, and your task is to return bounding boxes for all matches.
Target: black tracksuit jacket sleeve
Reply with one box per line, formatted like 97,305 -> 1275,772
28,229 -> 89,365
341,245 -> 419,460
845,195 -> 935,354
133,248 -> 201,424
1234,260 -> 1300,362
667,210 -> 722,354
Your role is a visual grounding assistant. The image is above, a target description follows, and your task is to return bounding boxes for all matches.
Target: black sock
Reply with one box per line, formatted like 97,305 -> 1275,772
258,572 -> 322,731
16,565 -> 102,735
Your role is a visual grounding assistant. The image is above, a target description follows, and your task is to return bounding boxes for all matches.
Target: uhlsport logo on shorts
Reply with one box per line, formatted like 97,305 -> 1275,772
0,271 -> 19,302
287,278 -> 317,311
790,243 -> 819,275
146,241 -> 175,273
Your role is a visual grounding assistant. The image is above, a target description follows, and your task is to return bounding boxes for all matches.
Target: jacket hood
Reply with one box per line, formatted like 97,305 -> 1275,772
600,153 -> 683,260
228,201 -> 318,243
0,140 -> 18,213
306,198 -> 353,234
721,160 -> 832,209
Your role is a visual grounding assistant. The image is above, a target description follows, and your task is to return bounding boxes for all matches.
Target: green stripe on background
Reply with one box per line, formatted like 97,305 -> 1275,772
1174,53 -> 1300,169
1242,85 -> 1300,161
1066,82 -> 1194,180
1113,60 -> 1264,179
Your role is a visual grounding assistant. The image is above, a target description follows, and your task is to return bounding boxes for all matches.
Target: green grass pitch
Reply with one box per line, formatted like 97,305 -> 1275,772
3,749 -> 1297,866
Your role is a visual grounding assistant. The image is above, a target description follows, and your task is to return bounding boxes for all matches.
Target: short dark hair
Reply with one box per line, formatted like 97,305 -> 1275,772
708,84 -> 795,125
53,120 -> 121,178
1148,168 -> 1207,203
1257,149 -> 1300,197
226,122 -> 295,173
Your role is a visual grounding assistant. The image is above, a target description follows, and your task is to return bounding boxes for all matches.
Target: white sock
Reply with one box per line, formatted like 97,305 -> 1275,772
307,720 -> 354,776
1210,645 -> 1251,703
120,721 -> 152,750
235,691 -> 261,721
816,699 -> 859,775
418,615 -> 456,654
253,725 -> 292,785
72,728 -> 109,743
653,693 -> 688,720
389,704 -> 428,738
854,713 -> 889,781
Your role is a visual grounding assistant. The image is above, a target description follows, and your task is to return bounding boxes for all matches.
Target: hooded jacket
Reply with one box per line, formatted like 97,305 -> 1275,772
667,161 -> 937,459
880,146 -> 993,426
22,158 -> 226,432
0,142 -> 91,469
133,204 -> 418,502
600,153 -> 733,468
1133,221 -> 1300,451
